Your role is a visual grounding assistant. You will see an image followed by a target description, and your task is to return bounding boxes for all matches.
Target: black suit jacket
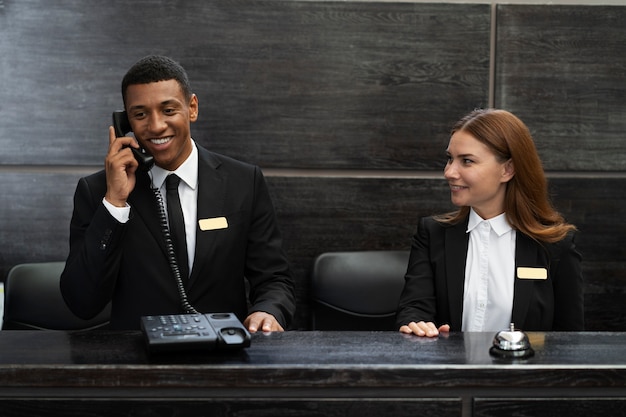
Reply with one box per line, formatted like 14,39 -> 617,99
396,216 -> 584,331
61,145 -> 296,330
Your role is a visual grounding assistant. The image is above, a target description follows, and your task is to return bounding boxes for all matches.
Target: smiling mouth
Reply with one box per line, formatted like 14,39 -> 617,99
449,184 -> 467,191
149,136 -> 173,145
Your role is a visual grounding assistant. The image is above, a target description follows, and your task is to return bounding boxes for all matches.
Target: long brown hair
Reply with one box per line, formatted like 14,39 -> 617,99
435,109 -> 576,243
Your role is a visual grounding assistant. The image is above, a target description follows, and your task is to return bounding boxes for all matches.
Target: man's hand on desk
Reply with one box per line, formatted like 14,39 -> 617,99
399,321 -> 450,338
244,311 -> 284,333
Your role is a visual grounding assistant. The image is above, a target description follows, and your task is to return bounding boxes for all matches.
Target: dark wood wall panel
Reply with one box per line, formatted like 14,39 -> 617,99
0,0 -> 489,170
267,176 -> 626,330
1,173 -> 623,330
0,399 -> 461,417
494,4 -> 626,328
0,172 -> 78,273
1,1 -> 624,331
475,398 -> 626,417
545,177 -> 626,331
495,5 -> 626,171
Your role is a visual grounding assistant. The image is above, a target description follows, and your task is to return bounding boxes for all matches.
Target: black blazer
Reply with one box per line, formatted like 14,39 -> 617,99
396,216 -> 584,331
61,145 -> 296,330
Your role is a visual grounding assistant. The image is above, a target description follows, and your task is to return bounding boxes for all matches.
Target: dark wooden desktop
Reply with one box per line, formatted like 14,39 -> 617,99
0,331 -> 624,416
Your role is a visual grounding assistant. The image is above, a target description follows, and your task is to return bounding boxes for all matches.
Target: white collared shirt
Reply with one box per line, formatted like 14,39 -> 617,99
150,141 -> 199,276
103,140 -> 199,277
461,208 -> 516,332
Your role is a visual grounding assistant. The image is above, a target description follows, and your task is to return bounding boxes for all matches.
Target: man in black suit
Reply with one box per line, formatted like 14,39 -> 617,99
60,55 -> 296,331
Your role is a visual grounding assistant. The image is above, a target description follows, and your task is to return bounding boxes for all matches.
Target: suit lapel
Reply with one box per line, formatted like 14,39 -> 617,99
445,219 -> 469,330
188,148 -> 225,288
511,233 -> 545,327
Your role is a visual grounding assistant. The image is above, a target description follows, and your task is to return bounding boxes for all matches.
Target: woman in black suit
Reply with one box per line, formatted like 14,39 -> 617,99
396,109 -> 584,337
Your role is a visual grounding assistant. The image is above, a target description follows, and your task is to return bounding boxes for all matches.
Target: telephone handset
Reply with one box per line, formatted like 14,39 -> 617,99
112,111 -> 154,170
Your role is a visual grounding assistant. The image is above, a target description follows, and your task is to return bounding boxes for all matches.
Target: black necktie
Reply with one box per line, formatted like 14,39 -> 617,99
165,174 -> 189,279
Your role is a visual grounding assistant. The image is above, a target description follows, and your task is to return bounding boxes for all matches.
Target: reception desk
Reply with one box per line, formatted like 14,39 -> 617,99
0,331 -> 625,416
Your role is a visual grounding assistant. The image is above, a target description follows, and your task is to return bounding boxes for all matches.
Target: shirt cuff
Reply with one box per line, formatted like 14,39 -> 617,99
102,197 -> 131,223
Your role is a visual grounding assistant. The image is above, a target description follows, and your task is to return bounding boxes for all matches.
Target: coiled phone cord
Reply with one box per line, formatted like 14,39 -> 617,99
151,186 -> 199,314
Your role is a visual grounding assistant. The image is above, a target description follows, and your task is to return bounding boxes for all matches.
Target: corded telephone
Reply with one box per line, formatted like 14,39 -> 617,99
141,312 -> 251,353
112,111 -> 154,170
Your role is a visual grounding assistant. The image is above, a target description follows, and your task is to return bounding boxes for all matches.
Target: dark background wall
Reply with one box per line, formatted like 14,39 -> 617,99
1,0 -> 624,330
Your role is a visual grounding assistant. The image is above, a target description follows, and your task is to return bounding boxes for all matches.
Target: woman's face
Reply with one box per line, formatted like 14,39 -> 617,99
443,130 -> 514,219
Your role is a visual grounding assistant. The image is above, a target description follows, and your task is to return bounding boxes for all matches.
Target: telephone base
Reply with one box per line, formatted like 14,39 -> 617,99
140,312 -> 251,353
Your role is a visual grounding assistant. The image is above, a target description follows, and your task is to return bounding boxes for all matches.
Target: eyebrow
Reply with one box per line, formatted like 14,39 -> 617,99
446,151 -> 475,159
128,99 -> 182,112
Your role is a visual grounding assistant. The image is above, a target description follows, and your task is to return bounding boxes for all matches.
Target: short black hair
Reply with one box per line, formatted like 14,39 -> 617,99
121,55 -> 192,107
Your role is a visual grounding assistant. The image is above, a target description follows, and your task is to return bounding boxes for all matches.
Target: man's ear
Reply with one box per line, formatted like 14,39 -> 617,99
502,159 -> 515,183
189,94 -> 199,122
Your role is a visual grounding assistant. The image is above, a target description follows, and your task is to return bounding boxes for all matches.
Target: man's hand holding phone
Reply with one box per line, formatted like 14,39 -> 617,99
104,126 -> 139,208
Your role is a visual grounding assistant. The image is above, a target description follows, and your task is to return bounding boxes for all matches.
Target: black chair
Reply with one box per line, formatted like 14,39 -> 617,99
310,250 -> 410,330
2,262 -> 111,330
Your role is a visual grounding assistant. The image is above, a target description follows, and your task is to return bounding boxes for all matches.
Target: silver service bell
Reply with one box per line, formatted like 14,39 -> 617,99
489,323 -> 534,359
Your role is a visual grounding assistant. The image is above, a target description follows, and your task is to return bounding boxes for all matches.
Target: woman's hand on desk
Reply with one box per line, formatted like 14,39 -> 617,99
399,321 -> 450,337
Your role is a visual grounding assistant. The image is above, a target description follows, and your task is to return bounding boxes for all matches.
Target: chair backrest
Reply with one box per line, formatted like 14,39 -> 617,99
310,250 -> 409,331
2,262 -> 111,330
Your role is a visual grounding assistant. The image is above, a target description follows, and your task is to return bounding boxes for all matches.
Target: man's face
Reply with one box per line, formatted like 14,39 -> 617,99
125,79 -> 198,171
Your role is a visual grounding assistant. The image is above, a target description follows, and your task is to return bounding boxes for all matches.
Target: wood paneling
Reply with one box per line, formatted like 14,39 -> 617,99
0,399 -> 460,417
0,0 -> 490,169
475,399 -> 626,417
2,173 -> 623,330
1,331 -> 626,416
0,1 -> 624,331
267,176 -> 626,330
0,172 -> 78,273
495,5 -> 626,171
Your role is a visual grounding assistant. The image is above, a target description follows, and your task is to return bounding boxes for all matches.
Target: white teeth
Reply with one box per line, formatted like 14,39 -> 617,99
150,137 -> 172,145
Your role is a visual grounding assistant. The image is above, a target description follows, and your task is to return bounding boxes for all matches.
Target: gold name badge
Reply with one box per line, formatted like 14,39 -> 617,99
198,217 -> 228,231
517,267 -> 548,280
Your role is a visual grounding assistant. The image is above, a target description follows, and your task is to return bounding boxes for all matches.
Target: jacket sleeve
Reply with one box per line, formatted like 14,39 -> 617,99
395,217 -> 439,329
60,174 -> 124,319
243,167 -> 296,328
551,231 -> 585,330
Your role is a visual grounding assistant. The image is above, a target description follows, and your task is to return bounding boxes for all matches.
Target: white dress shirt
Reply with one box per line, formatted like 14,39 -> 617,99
150,142 -> 198,276
103,141 -> 199,276
461,208 -> 516,332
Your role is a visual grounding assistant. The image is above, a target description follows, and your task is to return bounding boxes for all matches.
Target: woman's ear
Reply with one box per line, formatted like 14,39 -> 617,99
502,159 -> 515,183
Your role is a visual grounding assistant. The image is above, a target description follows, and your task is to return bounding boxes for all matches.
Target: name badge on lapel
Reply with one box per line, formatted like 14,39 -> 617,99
517,267 -> 547,280
199,217 -> 228,231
